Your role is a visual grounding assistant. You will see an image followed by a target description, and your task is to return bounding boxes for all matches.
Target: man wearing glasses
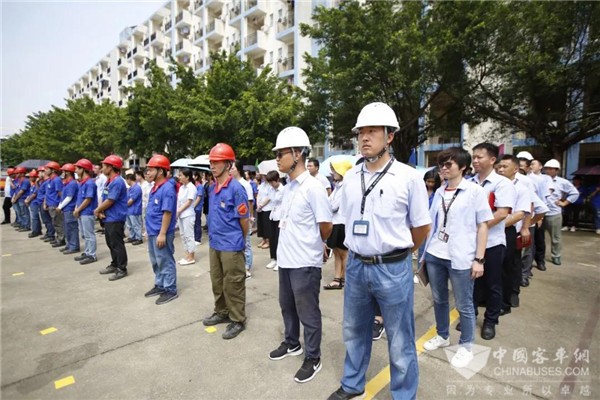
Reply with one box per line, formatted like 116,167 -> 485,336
268,127 -> 332,384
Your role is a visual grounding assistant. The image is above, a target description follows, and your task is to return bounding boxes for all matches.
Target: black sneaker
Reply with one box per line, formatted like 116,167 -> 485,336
108,269 -> 128,281
79,256 -> 97,265
222,322 -> 245,339
145,286 -> 165,298
202,313 -> 232,326
74,253 -> 88,261
155,291 -> 178,305
51,241 -> 66,248
327,386 -> 365,400
372,320 -> 385,341
99,265 -> 117,275
294,357 -> 322,383
131,239 -> 144,245
269,342 -> 304,360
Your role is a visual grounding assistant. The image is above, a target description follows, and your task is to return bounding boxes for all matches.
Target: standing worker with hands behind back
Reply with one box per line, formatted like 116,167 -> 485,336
328,102 -> 431,400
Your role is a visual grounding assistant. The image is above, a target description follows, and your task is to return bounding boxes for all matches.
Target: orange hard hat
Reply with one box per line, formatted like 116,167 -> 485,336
61,163 -> 76,173
46,161 -> 61,171
147,154 -> 171,170
102,155 -> 123,169
14,166 -> 27,174
27,170 -> 39,178
75,158 -> 94,171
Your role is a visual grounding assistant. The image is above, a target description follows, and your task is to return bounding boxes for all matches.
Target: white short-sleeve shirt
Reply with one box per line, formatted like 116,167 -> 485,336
177,182 -> 196,219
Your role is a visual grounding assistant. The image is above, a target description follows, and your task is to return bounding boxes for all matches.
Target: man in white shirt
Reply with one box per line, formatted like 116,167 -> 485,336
232,160 -> 255,279
268,127 -> 332,384
2,167 -> 15,224
94,164 -> 108,233
307,158 -> 332,196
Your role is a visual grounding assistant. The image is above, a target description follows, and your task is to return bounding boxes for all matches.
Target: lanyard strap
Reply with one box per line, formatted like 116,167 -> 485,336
360,157 -> 394,217
441,189 -> 460,229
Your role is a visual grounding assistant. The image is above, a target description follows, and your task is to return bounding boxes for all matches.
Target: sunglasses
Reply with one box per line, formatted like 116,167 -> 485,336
438,161 -> 454,170
275,150 -> 293,159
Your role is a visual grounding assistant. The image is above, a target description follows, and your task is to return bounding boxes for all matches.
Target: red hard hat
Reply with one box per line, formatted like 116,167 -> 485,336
7,168 -> 15,175
37,166 -> 46,172
46,161 -> 61,171
102,155 -> 123,169
209,143 -> 236,162
147,154 -> 171,170
61,163 -> 76,173
75,158 -> 94,171
27,170 -> 39,178
14,166 -> 27,174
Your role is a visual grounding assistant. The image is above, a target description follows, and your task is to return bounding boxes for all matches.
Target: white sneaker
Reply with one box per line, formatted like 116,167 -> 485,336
195,241 -> 202,246
265,260 -> 276,269
570,226 -> 576,232
273,264 -> 279,271
179,259 -> 196,266
413,275 -> 420,284
246,270 -> 252,279
596,229 -> 600,235
561,226 -> 569,231
451,347 -> 474,368
423,335 -> 450,351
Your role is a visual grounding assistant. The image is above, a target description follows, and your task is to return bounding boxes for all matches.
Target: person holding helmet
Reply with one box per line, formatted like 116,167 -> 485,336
95,155 -> 129,281
2,167 -> 15,224
328,103 -> 431,400
24,170 -> 43,238
267,127 -> 332,384
202,143 -> 250,340
541,159 -> 579,266
57,163 -> 80,255
44,161 -> 65,247
12,166 -> 31,231
144,154 -> 179,305
73,159 -> 98,265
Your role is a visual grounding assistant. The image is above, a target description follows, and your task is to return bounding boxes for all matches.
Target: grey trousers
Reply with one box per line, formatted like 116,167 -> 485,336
48,207 -> 65,242
521,226 -> 535,278
544,214 -> 563,258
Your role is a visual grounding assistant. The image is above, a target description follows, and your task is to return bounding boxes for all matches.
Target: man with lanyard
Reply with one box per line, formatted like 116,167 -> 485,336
24,170 -> 43,238
202,143 -> 249,340
268,127 -> 332,384
2,167 -> 15,225
541,159 -> 579,266
44,161 -> 65,248
12,167 -> 31,231
73,159 -> 98,265
467,143 -> 516,340
144,155 -> 179,305
328,103 -> 430,400
95,155 -> 129,281
231,160 -> 255,279
57,163 -> 80,255
497,155 -> 531,315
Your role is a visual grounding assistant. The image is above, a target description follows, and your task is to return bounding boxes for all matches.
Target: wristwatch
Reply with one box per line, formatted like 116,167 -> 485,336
474,257 -> 485,264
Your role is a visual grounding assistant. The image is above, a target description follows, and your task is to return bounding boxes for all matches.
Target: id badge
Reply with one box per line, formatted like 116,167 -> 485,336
437,230 -> 449,243
220,201 -> 226,208
279,219 -> 287,230
353,220 -> 369,236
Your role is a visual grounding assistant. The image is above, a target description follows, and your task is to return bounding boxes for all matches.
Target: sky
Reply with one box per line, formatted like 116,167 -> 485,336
1,0 -> 165,138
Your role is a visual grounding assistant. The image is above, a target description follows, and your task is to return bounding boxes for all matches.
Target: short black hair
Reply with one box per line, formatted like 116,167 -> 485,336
125,173 -> 135,181
518,158 -> 532,167
501,154 -> 519,165
437,147 -> 472,175
135,170 -> 144,178
307,158 -> 319,168
473,142 -> 499,160
266,170 -> 279,182
234,159 -> 244,173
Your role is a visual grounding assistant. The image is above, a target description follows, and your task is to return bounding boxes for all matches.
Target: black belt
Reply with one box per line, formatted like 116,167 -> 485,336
355,249 -> 410,264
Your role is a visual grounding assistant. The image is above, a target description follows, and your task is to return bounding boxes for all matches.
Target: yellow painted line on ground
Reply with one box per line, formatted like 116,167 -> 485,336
11,272 -> 25,276
54,376 -> 75,389
364,309 -> 459,400
2,253 -> 12,257
204,326 -> 217,333
40,327 -> 58,335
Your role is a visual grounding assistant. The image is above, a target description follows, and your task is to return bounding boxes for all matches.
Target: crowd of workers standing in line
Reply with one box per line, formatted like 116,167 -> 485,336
3,101 -> 600,400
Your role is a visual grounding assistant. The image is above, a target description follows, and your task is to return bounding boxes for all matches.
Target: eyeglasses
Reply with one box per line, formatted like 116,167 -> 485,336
275,150 -> 293,159
438,161 -> 454,170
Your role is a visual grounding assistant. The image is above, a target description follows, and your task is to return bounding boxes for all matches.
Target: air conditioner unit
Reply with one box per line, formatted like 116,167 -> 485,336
278,57 -> 283,63
282,17 -> 287,24
282,59 -> 288,65
277,17 -> 282,23
183,55 -> 190,63
181,26 -> 190,35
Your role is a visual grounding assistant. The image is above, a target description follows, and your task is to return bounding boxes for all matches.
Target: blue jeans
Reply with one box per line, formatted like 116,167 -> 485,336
79,215 -> 97,258
194,210 -> 203,242
64,210 -> 80,250
341,252 -> 418,399
29,203 -> 42,234
148,233 -> 177,294
41,208 -> 54,238
13,201 -> 22,226
126,214 -> 142,241
424,253 -> 475,349
244,230 -> 253,269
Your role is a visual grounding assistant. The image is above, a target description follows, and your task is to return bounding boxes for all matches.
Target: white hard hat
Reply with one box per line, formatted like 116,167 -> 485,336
353,102 -> 400,131
516,151 -> 534,161
544,159 -> 561,169
272,127 -> 311,151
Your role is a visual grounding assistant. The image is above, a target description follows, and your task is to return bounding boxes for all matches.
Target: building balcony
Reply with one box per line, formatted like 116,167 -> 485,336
277,56 -> 294,75
276,15 -> 295,44
178,25 -> 192,39
243,30 -> 267,56
132,45 -> 147,60
175,39 -> 193,56
154,6 -> 170,20
193,0 -> 204,15
150,31 -> 166,46
195,58 -> 205,71
165,20 -> 173,31
175,10 -> 192,28
205,0 -> 224,12
132,25 -> 147,38
117,58 -> 128,71
205,19 -> 225,42
194,28 -> 204,44
245,0 -> 267,18
229,2 -> 242,20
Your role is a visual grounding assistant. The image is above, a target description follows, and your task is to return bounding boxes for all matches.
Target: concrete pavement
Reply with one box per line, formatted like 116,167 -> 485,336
1,224 -> 599,399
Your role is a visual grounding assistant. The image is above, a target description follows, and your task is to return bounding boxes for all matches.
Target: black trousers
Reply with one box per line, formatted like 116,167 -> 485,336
474,244 -> 505,325
533,221 -> 546,267
502,227 -> 521,310
269,219 -> 280,260
3,197 -> 12,223
104,221 -> 128,271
